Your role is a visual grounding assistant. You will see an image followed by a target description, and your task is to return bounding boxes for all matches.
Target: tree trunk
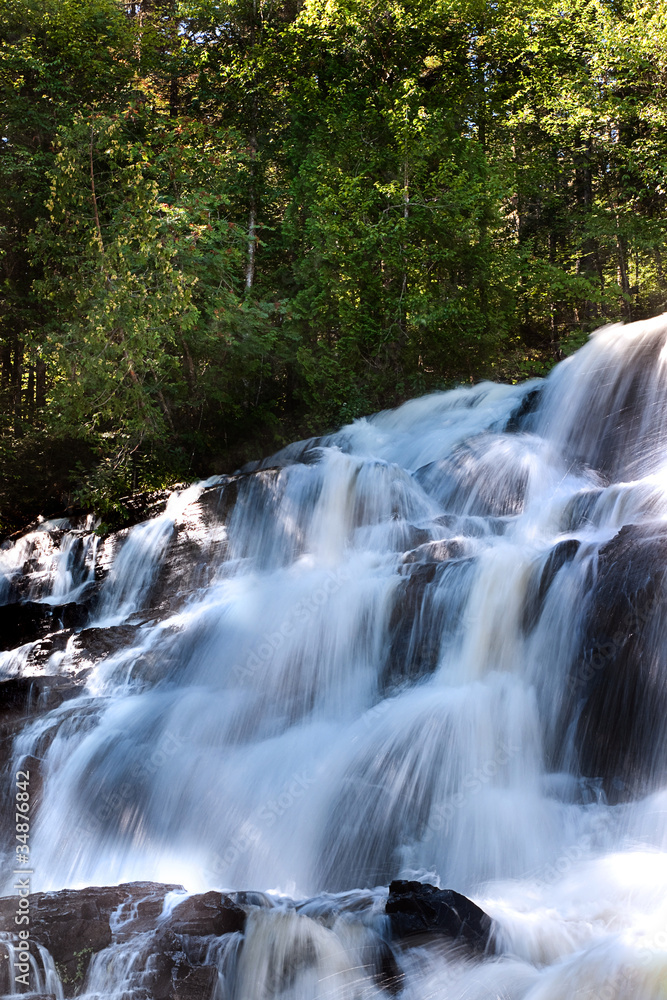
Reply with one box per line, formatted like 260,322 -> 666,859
616,232 -> 630,299
245,196 -> 257,292
26,363 -> 35,419
1,340 -> 11,390
245,119 -> 258,292
36,358 -> 47,409
169,74 -> 179,118
90,131 -> 105,254
12,336 -> 23,435
180,336 -> 196,393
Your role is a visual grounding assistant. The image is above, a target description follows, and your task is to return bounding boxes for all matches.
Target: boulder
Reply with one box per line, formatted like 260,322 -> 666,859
0,600 -> 91,652
505,385 -> 543,433
522,538 -> 581,633
570,522 -> 667,800
171,965 -> 219,1000
0,674 -> 90,785
0,881 -> 248,999
0,675 -> 87,724
382,558 -> 475,693
414,435 -> 530,518
401,539 -> 468,564
0,882 -> 180,994
166,891 -> 246,937
385,880 -> 492,952
72,624 -> 141,660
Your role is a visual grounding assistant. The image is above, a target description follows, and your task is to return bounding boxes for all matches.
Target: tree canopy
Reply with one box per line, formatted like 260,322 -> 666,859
1,0 -> 666,530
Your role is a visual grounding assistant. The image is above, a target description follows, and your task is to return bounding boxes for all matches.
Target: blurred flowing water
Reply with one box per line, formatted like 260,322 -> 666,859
4,316 -> 667,997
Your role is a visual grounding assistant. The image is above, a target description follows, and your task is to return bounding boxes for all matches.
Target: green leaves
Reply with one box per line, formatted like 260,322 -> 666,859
33,117 -> 192,450
2,0 -> 667,531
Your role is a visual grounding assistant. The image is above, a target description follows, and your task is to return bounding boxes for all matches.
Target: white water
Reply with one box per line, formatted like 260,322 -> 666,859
0,514 -> 98,607
0,931 -> 64,999
5,315 -> 667,997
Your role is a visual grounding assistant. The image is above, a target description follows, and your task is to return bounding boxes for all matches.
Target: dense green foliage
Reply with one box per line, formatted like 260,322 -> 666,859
1,0 -> 666,531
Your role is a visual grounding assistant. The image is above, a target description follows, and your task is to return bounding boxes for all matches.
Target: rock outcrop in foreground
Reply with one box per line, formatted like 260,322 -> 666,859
0,882 -> 243,997
385,880 -> 493,951
0,879 -> 494,998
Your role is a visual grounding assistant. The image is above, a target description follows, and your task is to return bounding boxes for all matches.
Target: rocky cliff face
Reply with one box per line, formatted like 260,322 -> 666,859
0,470 -> 501,998
0,882 -> 246,998
0,477 -> 244,772
4,321 -> 667,1000
3,468 -> 662,805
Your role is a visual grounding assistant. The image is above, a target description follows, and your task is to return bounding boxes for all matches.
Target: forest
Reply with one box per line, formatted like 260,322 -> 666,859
1,0 -> 666,533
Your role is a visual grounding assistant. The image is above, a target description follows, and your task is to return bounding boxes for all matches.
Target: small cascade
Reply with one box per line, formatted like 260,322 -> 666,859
93,482 -> 212,626
2,315 -> 667,997
0,515 -> 97,607
0,931 -> 64,998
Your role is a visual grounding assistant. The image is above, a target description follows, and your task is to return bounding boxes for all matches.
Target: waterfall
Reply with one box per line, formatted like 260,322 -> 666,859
3,314 -> 667,998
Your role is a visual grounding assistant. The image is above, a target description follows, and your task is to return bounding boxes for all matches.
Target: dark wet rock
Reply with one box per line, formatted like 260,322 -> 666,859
382,559 -> 475,694
26,631 -> 75,663
558,488 -> 604,533
0,483 -> 226,654
374,942 -> 403,995
386,880 -> 493,952
505,385 -> 543,433
414,435 -> 532,519
119,475 -> 274,615
0,874 -> 487,1000
0,471 -> 276,661
172,964 -> 219,1000
0,675 -> 88,726
0,878 -> 418,1000
0,881 -> 252,998
144,486 -> 232,610
0,674 -> 90,787
433,513 -> 509,537
113,487 -> 177,530
402,539 -> 468,564
0,600 -> 88,651
396,524 -> 432,551
0,881 -> 251,997
522,538 -> 581,633
166,891 -> 246,937
0,884 -> 130,991
125,941 -> 220,1000
238,435 -> 328,473
570,523 -> 667,800
73,624 -> 142,660
229,890 -> 274,909
55,601 -> 91,632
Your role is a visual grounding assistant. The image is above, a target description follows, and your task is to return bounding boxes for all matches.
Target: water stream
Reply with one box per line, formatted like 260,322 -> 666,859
4,315 -> 667,997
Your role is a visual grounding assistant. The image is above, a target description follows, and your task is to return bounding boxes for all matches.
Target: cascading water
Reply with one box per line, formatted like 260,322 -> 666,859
3,314 -> 667,997
0,515 -> 98,607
